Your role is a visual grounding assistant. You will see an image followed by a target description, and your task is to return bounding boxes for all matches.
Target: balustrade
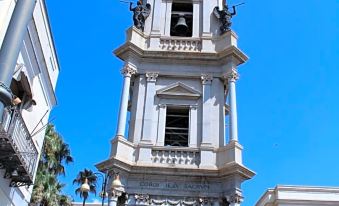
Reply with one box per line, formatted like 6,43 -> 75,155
151,148 -> 200,166
159,37 -> 202,51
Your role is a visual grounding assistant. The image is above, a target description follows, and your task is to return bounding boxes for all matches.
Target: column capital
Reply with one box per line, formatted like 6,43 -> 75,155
121,65 -> 136,77
201,74 -> 213,85
225,70 -> 239,83
158,104 -> 167,109
226,194 -> 243,204
190,105 -> 198,110
146,72 -> 159,82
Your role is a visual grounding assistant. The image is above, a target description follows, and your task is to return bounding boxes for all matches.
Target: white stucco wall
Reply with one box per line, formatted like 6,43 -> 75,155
0,0 -> 59,205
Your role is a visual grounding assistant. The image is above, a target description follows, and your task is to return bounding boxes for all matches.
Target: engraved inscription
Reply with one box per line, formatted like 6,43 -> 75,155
138,181 -> 210,191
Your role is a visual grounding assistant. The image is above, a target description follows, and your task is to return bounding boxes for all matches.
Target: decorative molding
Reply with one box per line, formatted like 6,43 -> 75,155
121,65 -> 136,77
156,82 -> 201,100
151,148 -> 200,166
134,194 -> 150,204
190,105 -> 198,110
158,104 -> 167,109
225,69 -> 239,82
201,74 -> 213,85
159,37 -> 202,52
146,72 -> 159,82
226,194 -> 243,204
148,197 -> 199,206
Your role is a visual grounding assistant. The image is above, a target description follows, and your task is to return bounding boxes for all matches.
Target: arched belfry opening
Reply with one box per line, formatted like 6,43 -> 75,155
170,2 -> 193,37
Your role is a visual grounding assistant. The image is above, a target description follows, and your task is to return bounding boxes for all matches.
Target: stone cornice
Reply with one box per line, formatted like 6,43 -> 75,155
114,42 -> 248,66
97,156 -> 255,180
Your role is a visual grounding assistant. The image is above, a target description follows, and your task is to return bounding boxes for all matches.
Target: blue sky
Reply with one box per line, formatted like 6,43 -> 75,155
46,0 -> 338,205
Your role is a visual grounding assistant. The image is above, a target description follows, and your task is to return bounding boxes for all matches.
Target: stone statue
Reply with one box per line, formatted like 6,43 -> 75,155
213,5 -> 236,34
130,0 -> 151,32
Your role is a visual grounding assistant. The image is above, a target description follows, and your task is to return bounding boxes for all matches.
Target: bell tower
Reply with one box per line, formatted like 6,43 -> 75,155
97,0 -> 255,205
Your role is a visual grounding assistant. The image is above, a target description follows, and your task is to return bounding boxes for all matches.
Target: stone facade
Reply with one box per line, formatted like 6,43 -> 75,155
97,0 -> 254,205
0,0 -> 59,205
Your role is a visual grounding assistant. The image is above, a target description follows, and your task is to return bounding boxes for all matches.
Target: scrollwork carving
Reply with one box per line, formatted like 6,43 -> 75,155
201,74 -> 213,85
121,65 -> 136,77
226,194 -> 243,204
225,70 -> 239,82
146,72 -> 159,82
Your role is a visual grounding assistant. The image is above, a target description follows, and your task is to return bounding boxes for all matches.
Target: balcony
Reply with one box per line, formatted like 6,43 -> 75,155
0,109 -> 38,187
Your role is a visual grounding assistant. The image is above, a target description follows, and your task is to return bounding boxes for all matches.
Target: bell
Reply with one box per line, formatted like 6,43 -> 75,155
174,15 -> 188,36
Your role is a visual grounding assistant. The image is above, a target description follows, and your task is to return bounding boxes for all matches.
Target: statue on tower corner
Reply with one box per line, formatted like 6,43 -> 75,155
130,0 -> 151,32
213,4 -> 237,34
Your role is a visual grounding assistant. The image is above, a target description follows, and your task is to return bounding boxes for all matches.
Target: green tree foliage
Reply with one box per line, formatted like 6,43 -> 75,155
30,124 -> 73,206
73,169 -> 97,206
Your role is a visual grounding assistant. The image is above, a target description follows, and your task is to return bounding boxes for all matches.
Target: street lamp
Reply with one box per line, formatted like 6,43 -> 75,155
109,174 -> 125,206
93,172 -> 110,206
80,171 -> 125,206
80,178 -> 90,206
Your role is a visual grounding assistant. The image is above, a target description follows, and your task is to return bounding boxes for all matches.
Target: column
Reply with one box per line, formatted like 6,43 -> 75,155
141,72 -> 158,143
189,105 -> 198,147
226,70 -> 239,142
116,65 -> 136,137
201,74 -> 213,146
156,104 -> 166,146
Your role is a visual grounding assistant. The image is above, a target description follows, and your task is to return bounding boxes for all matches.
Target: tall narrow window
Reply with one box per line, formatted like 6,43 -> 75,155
170,3 -> 193,37
165,107 -> 189,147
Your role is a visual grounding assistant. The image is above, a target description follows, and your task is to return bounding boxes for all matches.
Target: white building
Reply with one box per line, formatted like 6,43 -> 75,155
0,0 -> 59,205
96,0 -> 254,205
256,185 -> 339,206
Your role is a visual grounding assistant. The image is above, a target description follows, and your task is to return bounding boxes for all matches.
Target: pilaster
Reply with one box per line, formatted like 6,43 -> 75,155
156,104 -> 167,146
189,105 -> 198,147
201,74 -> 213,147
150,0 -> 162,35
192,0 -> 200,37
164,0 -> 172,36
141,72 -> 159,144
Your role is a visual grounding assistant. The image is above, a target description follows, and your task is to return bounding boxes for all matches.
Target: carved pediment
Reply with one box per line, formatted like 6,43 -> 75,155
156,82 -> 201,99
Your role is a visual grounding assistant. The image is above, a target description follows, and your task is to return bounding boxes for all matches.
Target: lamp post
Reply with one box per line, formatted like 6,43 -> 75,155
80,178 -> 90,206
93,172 -> 109,206
80,171 -> 124,206
109,174 -> 125,206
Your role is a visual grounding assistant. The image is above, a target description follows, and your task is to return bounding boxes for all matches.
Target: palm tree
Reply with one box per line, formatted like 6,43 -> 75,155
43,124 -> 73,175
30,124 -> 73,206
73,169 -> 97,206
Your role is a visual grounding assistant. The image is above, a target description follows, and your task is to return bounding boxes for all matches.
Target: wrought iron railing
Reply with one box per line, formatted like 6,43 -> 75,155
0,109 -> 38,186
